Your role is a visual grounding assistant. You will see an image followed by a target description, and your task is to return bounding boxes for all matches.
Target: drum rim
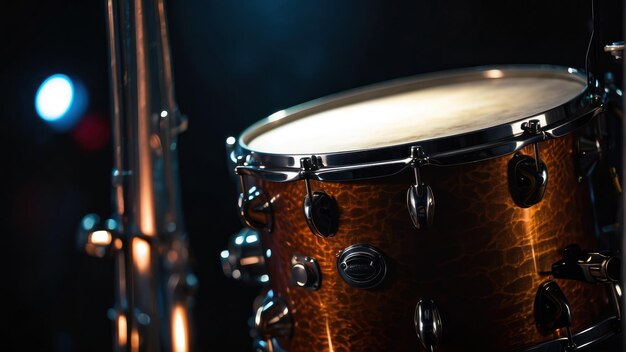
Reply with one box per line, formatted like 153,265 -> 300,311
231,65 -> 600,182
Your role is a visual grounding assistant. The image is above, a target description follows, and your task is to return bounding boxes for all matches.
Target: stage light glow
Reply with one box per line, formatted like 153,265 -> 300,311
35,74 -> 74,121
34,73 -> 88,131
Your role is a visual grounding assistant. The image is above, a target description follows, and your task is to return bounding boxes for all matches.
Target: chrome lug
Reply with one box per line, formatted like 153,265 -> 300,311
220,228 -> 268,285
414,299 -> 443,352
254,290 -> 292,339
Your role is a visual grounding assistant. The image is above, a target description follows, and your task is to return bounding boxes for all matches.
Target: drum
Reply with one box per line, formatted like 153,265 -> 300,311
223,65 -> 620,351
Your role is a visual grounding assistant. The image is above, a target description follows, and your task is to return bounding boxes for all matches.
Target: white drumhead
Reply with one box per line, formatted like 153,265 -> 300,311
246,70 -> 586,154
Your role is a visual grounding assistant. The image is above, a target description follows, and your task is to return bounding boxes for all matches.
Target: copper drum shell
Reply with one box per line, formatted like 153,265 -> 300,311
256,133 -> 612,351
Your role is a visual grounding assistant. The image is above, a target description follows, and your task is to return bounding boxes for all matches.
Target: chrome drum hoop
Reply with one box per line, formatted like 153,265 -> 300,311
231,65 -> 602,183
521,316 -> 620,352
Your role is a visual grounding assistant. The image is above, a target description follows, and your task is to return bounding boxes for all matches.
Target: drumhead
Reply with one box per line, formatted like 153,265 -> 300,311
235,66 -> 597,182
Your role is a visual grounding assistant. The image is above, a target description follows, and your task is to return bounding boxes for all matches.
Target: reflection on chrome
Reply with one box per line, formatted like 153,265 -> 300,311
484,69 -> 504,79
117,313 -> 127,347
89,230 -> 112,246
172,304 -> 188,352
132,238 -> 151,274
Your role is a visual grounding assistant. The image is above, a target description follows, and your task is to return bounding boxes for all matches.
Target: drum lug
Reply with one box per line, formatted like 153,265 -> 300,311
301,156 -> 339,237
414,299 -> 443,352
220,227 -> 269,285
253,290 -> 293,340
534,280 -> 576,351
236,156 -> 274,232
508,120 -> 548,208
407,146 -> 435,230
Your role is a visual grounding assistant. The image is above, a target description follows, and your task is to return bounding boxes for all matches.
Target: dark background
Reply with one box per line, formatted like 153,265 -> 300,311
3,0 -> 624,351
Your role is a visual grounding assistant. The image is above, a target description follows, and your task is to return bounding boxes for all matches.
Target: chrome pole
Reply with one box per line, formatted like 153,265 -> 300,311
103,0 -> 195,350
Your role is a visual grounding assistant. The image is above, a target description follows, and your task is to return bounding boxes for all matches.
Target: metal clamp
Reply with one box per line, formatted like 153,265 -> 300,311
508,120 -> 548,208
236,156 -> 273,232
407,146 -> 435,230
301,156 -> 339,237
604,41 -> 624,60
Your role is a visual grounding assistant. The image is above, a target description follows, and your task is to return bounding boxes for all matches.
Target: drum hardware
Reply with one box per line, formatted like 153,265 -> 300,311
522,316 -> 620,352
300,156 -> 340,237
414,299 -> 443,352
252,338 -> 286,352
237,157 -> 274,232
220,227 -> 269,285
290,254 -> 321,290
551,244 -> 620,284
337,244 -> 388,289
551,244 -> 622,321
252,290 -> 293,341
508,120 -> 549,208
534,281 -> 576,351
407,146 -> 435,230
77,213 -> 120,258
604,41 -> 624,60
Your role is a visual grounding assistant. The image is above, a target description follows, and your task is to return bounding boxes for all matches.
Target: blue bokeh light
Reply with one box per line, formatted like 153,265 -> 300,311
36,74 -> 74,121
35,73 -> 88,131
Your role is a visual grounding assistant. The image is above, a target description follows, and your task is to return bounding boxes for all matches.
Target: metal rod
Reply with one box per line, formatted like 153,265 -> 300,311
105,0 -> 195,350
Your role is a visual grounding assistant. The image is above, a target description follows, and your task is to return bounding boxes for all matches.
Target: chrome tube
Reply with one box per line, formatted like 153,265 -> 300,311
105,0 -> 194,351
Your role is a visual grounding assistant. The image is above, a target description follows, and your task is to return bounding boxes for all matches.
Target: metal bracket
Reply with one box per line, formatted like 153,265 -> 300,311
301,156 -> 339,237
236,156 -> 273,232
604,41 -> 624,60
508,120 -> 548,208
407,146 -> 435,230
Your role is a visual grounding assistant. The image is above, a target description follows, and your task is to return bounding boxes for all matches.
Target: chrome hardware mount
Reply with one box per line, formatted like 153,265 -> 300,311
414,299 -> 443,352
604,41 -> 624,60
521,120 -> 546,172
300,156 -> 339,237
220,227 -> 268,285
551,244 -> 621,321
534,280 -> 576,351
76,213 -> 120,258
508,120 -> 549,208
290,254 -> 321,290
407,146 -> 435,230
236,156 -> 273,232
253,290 -> 293,339
552,244 -> 620,284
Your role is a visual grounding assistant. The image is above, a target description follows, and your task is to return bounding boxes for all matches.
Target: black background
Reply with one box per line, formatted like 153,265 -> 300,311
3,1 -> 624,351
